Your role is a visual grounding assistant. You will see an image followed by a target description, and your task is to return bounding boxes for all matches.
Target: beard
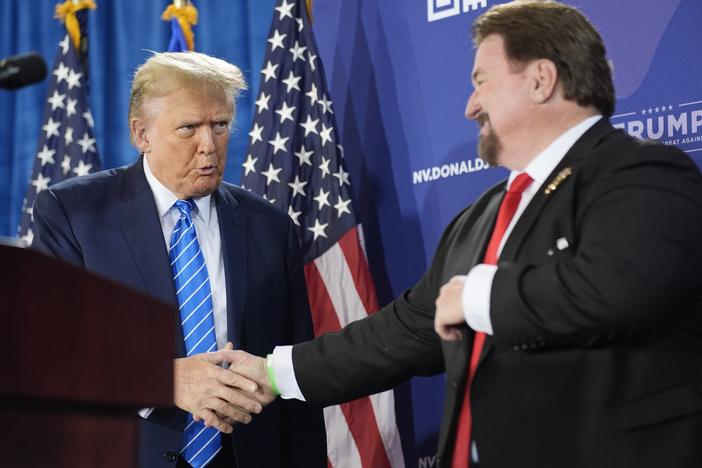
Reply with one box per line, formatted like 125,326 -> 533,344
476,113 -> 501,166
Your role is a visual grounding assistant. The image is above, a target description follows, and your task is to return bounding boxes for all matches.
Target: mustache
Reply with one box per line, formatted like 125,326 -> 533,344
476,113 -> 490,127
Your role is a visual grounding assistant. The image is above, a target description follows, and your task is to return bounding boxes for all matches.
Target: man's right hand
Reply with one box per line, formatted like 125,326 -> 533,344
226,350 -> 278,407
173,344 -> 264,434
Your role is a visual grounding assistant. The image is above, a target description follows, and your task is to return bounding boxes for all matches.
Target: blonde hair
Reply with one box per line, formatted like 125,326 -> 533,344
128,51 -> 247,125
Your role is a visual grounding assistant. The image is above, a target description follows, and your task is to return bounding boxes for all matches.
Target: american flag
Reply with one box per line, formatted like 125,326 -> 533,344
240,1 -> 405,466
17,9 -> 100,245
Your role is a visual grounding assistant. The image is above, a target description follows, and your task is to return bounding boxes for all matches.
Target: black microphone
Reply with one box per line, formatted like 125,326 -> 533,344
0,52 -> 48,90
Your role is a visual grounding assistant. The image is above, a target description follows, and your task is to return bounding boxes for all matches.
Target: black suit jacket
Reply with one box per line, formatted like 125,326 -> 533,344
32,158 -> 326,468
291,119 -> 702,467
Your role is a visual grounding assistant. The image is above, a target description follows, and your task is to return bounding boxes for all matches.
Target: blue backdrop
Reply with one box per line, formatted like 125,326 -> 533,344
2,1 -> 701,467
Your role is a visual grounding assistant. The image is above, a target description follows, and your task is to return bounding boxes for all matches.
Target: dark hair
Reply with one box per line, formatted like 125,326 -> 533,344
472,0 -> 615,117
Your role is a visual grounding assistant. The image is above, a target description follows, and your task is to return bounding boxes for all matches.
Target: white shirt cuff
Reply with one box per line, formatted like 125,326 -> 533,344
138,407 -> 154,418
271,345 -> 306,401
462,264 -> 497,335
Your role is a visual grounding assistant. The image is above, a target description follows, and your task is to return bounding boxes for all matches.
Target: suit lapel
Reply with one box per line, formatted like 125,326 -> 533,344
114,158 -> 184,355
215,186 -> 248,347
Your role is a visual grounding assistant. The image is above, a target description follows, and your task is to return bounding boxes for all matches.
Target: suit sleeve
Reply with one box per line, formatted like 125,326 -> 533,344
32,188 -> 84,267
278,218 -> 327,467
491,144 -> 702,347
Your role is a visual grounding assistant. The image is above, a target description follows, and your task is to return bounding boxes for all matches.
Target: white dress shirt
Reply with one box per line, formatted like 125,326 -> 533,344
271,115 -> 602,401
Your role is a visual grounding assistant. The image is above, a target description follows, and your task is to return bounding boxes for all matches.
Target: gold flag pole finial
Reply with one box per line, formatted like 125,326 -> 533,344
305,0 -> 314,24
162,0 -> 199,51
55,0 -> 97,51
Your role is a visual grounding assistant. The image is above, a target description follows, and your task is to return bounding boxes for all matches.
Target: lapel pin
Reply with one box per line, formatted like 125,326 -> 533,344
544,167 -> 573,195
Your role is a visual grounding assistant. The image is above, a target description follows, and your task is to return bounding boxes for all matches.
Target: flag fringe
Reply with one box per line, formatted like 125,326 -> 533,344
54,0 -> 96,51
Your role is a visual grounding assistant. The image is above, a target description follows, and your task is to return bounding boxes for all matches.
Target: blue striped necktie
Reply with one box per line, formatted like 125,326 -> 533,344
169,199 -> 221,468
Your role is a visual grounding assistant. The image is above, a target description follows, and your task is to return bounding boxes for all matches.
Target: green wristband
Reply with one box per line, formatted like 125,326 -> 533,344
266,354 -> 281,396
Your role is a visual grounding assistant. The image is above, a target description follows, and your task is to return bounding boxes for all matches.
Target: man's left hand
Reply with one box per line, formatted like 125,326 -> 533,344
435,275 -> 468,341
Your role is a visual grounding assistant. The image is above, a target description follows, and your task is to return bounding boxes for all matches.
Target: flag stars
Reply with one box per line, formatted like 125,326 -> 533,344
319,95 -> 334,114
32,173 -> 51,193
66,69 -> 82,90
64,126 -> 74,145
19,229 -> 34,247
313,188 -> 331,210
73,160 -> 92,177
318,156 -> 331,177
256,92 -> 271,113
275,102 -> 296,124
289,41 -> 307,63
262,163 -> 282,185
275,0 -> 295,20
249,123 -> 264,144
43,118 -> 61,139
261,60 -> 278,83
299,115 -> 319,137
77,132 -> 96,154
288,205 -> 301,226
333,166 -> 350,187
53,62 -> 70,84
306,83 -> 318,106
82,111 -> 94,128
296,18 -> 304,32
37,145 -> 56,167
66,98 -> 77,117
307,219 -> 328,240
268,131 -> 289,155
242,154 -> 258,176
262,193 -> 277,204
288,175 -> 308,198
61,155 -> 72,175
308,52 -> 317,72
47,90 -> 66,111
295,145 -> 314,166
319,124 -> 334,146
334,197 -> 352,218
59,36 -> 70,55
282,71 -> 302,93
267,29 -> 287,51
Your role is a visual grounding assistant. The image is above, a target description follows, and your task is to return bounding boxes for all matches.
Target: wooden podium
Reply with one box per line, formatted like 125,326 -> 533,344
0,243 -> 175,467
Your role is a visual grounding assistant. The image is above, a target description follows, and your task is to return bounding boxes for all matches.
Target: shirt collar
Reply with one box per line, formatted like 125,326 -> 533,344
142,156 -> 214,225
508,115 -> 602,190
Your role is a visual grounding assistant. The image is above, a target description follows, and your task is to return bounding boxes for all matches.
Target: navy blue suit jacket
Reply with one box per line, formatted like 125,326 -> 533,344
32,158 -> 326,468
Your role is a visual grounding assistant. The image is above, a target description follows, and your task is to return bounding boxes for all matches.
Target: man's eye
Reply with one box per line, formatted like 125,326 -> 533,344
213,121 -> 230,133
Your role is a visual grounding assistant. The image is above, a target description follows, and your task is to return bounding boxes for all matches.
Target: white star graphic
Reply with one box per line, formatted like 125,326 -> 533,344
42,118 -> 61,139
308,52 -> 317,72
32,173 -> 51,193
288,175 -> 308,198
255,92 -> 271,114
319,124 -> 334,146
275,0 -> 295,20
306,83 -> 318,106
53,62 -> 70,84
37,145 -> 56,167
334,197 -> 352,218
64,126 -> 74,145
282,71 -> 301,93
47,90 -> 66,111
295,145 -> 314,166
337,144 -> 345,157
288,205 -> 301,226
268,29 -> 287,51
262,193 -> 277,204
319,156 -> 331,177
275,102 -> 296,124
261,60 -> 278,83
296,18 -> 304,32
289,41 -> 307,63
73,160 -> 92,176
242,154 -> 258,176
313,188 -> 331,210
66,69 -> 82,90
268,132 -> 289,155
262,163 -> 282,186
299,115 -> 319,137
307,219 -> 328,240
20,229 -> 33,247
82,111 -> 94,128
319,95 -> 334,114
65,98 -> 77,117
59,36 -> 70,55
333,166 -> 350,186
249,123 -> 264,144
61,155 -> 71,175
77,132 -> 96,153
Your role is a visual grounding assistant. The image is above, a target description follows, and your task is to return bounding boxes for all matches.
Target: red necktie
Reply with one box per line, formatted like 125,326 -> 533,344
451,173 -> 534,468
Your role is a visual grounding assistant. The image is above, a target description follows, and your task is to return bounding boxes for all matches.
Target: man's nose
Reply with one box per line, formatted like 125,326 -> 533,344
197,126 -> 216,154
465,90 -> 480,120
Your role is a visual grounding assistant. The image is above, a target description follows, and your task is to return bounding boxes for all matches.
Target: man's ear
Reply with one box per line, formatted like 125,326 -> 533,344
529,59 -> 559,104
130,117 -> 150,154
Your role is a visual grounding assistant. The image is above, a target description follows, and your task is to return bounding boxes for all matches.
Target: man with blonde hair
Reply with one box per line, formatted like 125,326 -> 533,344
33,51 -> 326,468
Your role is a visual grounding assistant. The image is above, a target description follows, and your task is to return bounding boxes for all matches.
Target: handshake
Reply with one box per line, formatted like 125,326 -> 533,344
172,342 -> 277,433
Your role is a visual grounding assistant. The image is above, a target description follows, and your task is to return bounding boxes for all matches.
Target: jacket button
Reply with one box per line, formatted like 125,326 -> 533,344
512,344 -> 520,351
163,451 -> 178,463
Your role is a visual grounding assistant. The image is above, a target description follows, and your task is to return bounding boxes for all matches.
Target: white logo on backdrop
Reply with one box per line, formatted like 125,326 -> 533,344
427,0 -> 488,23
